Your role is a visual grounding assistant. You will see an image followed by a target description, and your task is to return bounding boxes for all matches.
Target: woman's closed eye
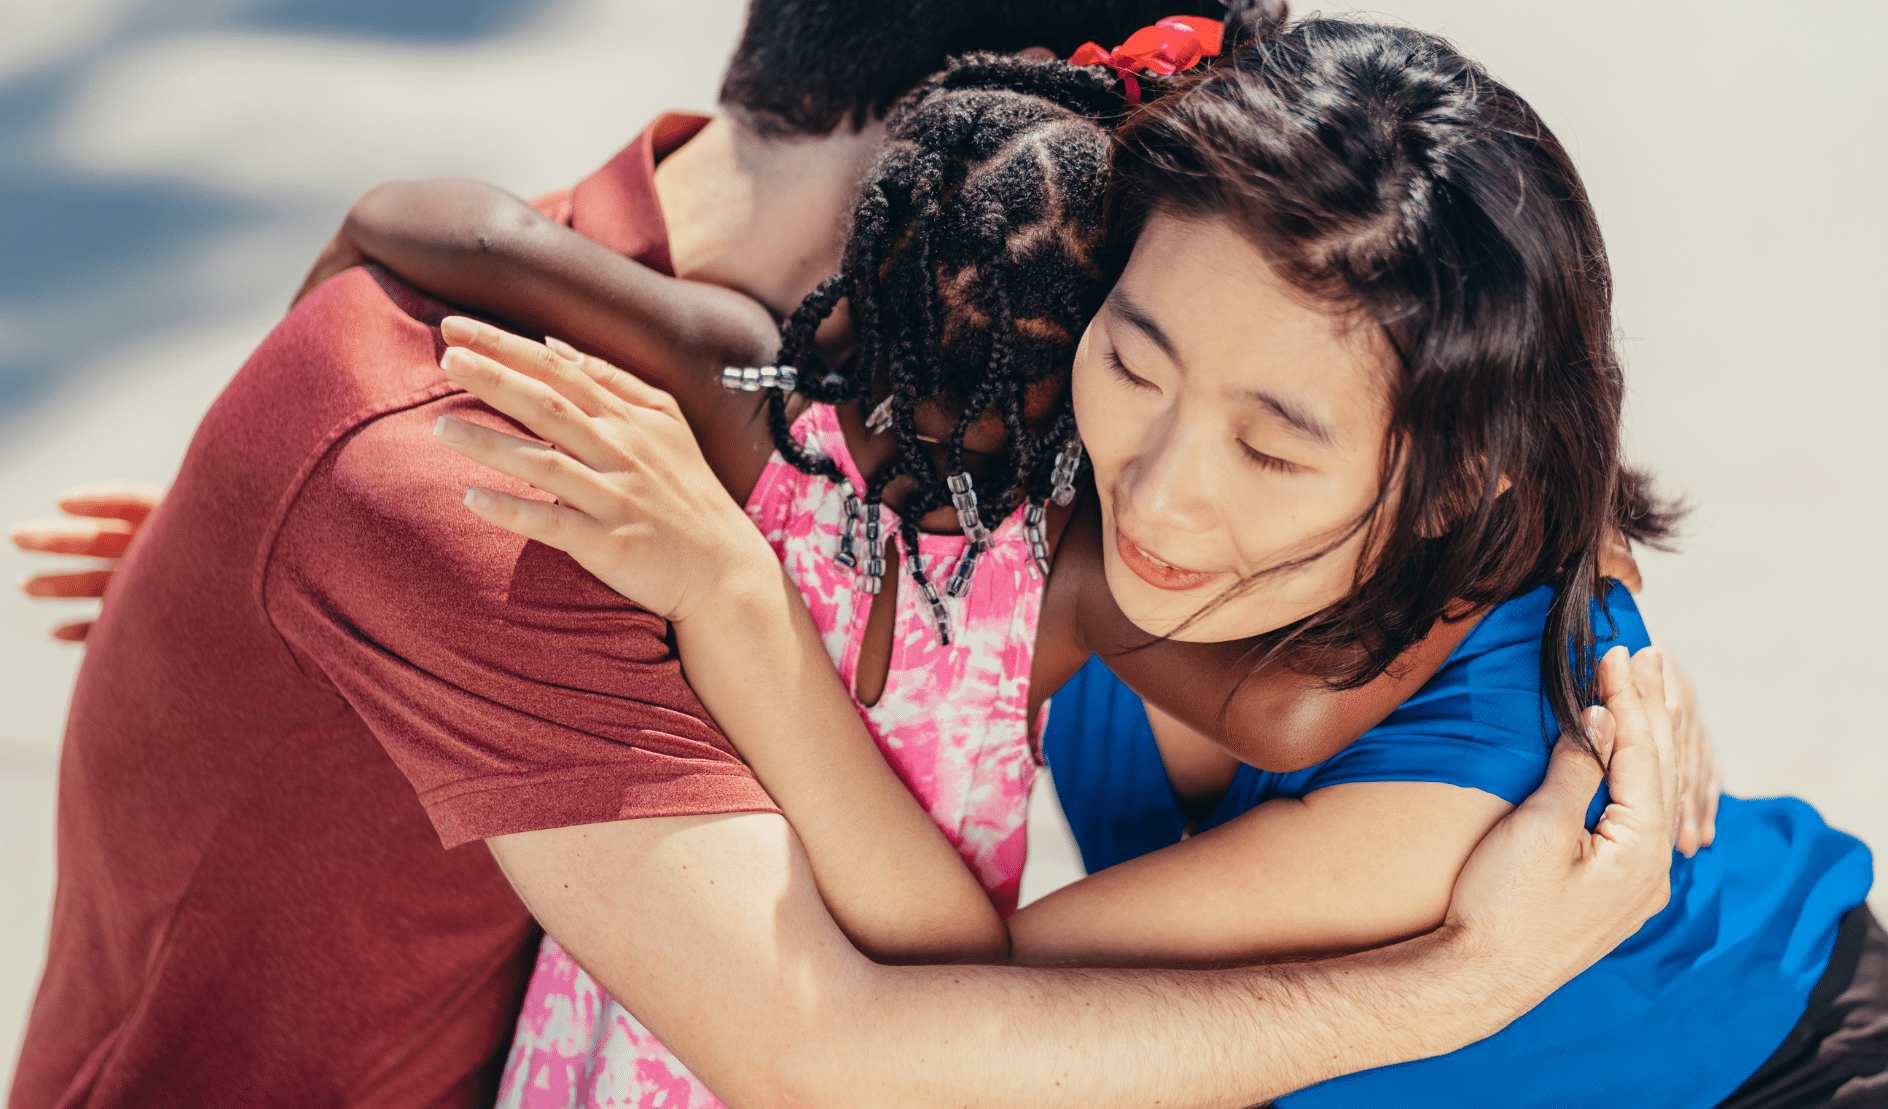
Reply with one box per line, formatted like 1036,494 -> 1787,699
1238,440 -> 1303,475
1105,349 -> 1159,392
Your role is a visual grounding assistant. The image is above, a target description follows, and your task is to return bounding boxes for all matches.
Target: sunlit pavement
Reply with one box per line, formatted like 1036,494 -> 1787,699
3,0 -> 1884,1090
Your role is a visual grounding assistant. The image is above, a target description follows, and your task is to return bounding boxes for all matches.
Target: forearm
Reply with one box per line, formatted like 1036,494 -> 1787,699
341,180 -> 778,399
497,815 -> 1540,1109
818,928 -> 1515,1109
1007,782 -> 1512,969
673,568 -> 1009,964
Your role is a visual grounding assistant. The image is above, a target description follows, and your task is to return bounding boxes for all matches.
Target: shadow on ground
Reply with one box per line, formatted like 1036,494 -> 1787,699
0,0 -> 557,429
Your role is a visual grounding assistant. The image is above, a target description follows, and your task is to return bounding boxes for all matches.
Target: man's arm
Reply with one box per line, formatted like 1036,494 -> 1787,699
489,648 -> 1676,1109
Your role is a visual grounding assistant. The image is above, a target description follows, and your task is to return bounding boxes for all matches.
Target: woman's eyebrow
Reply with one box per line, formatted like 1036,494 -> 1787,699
1242,389 -> 1338,447
1105,289 -> 1180,363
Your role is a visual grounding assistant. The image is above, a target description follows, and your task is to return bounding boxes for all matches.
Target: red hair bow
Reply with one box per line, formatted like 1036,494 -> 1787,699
1067,15 -> 1225,103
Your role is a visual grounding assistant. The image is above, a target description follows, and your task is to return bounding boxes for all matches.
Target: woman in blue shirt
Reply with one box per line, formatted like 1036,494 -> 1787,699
1043,585 -> 1880,1107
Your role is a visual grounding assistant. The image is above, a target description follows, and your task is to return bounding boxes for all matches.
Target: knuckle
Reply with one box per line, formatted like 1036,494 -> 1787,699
529,447 -> 565,482
536,391 -> 577,425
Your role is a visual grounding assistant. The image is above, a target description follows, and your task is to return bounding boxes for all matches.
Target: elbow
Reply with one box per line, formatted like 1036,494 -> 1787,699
861,922 -> 1009,968
711,1005 -> 885,1109
760,1047 -> 898,1109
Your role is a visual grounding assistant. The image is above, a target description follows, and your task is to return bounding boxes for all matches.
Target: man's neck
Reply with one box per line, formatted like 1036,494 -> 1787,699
654,113 -> 886,321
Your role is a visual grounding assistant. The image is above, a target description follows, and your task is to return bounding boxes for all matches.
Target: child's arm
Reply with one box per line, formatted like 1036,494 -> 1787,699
1044,499 -> 1480,773
1081,521 -> 1644,776
295,179 -> 785,498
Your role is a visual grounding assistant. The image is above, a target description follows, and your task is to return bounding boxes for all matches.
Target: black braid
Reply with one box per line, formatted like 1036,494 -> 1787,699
763,273 -> 852,488
759,54 -> 1118,565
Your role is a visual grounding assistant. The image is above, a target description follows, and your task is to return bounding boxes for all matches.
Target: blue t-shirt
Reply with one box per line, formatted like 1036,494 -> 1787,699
1041,584 -> 1873,1108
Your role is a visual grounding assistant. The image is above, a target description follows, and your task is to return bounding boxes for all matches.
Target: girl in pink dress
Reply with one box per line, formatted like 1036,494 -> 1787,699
495,55 -> 1121,1109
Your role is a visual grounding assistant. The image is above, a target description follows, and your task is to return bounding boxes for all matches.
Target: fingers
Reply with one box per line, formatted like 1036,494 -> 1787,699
1588,645 -> 1669,846
1699,760 -> 1720,848
51,621 -> 94,643
1516,709 -> 1613,832
1661,651 -> 1718,855
432,415 -> 617,521
459,485 -> 595,554
54,482 -> 165,525
24,570 -> 115,599
543,336 -> 684,421
438,346 -> 624,472
439,317 -> 621,419
1597,528 -> 1644,593
11,517 -> 136,558
1627,646 -> 1680,844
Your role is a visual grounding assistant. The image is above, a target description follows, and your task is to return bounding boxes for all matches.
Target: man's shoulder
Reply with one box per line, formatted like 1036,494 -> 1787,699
194,265 -> 460,509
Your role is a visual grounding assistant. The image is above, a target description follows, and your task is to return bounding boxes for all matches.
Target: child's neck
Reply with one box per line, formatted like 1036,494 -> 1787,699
654,113 -> 886,323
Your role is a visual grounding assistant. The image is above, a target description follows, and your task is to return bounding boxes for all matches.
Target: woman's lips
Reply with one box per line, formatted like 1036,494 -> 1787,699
1114,527 -> 1222,592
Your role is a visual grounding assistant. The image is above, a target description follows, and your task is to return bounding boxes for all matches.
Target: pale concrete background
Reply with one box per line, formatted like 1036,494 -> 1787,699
3,0 -> 1883,1091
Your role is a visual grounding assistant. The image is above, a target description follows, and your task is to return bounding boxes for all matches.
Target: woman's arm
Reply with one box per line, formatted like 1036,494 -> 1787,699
295,179 -> 785,497
432,318 -> 1008,965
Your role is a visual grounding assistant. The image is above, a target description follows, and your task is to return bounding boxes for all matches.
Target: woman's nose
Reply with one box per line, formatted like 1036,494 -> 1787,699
1123,420 -> 1219,535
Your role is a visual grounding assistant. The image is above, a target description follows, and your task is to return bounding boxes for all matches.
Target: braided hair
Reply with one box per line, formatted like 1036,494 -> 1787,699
761,55 -> 1122,592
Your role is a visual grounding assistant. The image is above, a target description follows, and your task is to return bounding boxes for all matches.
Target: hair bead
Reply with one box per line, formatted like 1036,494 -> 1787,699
866,398 -> 894,434
859,502 -> 887,594
1050,439 -> 1084,506
835,482 -> 863,568
1023,502 -> 1052,578
944,544 -> 981,598
720,365 -> 798,393
910,563 -> 954,646
946,472 -> 993,549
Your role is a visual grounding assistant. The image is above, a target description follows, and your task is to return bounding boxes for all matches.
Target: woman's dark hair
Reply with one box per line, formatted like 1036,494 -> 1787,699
720,0 -> 1234,135
1109,18 -> 1681,749
765,55 -> 1122,575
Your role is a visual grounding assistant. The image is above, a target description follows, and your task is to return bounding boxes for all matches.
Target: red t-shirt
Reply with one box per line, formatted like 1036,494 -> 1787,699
10,113 -> 778,1109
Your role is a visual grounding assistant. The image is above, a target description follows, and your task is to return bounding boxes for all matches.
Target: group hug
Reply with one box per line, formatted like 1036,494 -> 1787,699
8,1 -> 1883,1107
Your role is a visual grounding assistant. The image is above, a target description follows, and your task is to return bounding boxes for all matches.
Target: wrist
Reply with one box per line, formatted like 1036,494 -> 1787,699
668,525 -> 784,630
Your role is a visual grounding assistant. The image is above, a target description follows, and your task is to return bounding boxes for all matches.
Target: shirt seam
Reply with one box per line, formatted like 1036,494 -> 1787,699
250,380 -> 465,687
417,761 -> 770,807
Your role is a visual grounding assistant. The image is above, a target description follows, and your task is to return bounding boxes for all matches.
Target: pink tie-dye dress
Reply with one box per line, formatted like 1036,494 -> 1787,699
495,403 -> 1044,1109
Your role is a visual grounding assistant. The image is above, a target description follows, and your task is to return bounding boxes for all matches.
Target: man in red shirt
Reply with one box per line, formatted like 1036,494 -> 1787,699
8,3 -> 1685,1107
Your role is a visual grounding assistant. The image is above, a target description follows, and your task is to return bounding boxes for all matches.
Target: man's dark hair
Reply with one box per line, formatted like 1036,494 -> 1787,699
720,0 -> 1242,134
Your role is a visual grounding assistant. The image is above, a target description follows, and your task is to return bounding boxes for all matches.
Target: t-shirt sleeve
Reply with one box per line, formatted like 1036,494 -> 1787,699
263,391 -> 778,849
1289,585 -> 1651,809
1291,684 -> 1555,806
